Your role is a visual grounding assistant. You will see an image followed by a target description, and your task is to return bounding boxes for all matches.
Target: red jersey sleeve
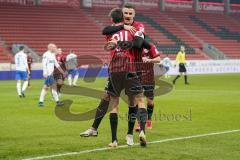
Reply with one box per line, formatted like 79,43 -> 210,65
149,44 -> 160,58
133,21 -> 145,34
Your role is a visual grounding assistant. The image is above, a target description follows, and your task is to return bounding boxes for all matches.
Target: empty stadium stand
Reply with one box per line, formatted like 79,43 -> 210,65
84,8 -> 209,60
0,4 -> 239,63
0,41 -> 12,62
0,5 -> 109,63
168,11 -> 240,59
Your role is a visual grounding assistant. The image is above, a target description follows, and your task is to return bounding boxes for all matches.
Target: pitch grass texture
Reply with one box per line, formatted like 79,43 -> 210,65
0,74 -> 240,160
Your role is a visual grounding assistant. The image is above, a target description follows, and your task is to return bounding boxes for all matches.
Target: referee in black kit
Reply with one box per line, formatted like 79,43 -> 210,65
173,45 -> 189,85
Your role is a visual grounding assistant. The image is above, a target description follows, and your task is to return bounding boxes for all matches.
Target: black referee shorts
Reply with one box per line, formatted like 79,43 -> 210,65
179,63 -> 186,73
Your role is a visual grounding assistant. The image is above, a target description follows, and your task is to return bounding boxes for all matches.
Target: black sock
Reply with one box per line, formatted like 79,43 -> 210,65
92,99 -> 109,130
127,106 -> 138,135
139,108 -> 147,133
110,113 -> 118,142
173,75 -> 180,82
147,104 -> 154,120
184,75 -> 188,84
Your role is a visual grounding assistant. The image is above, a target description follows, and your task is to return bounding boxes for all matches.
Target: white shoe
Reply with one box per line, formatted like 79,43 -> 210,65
126,134 -> 134,146
139,131 -> 147,147
80,127 -> 98,137
108,140 -> 118,148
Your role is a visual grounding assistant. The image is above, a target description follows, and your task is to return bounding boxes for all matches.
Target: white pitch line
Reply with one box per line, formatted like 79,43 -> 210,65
22,129 -> 240,160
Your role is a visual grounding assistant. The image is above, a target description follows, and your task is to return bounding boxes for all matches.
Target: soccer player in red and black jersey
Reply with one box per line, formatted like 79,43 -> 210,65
81,4 -> 153,147
26,51 -> 33,87
53,48 -> 66,94
134,44 -> 161,131
104,8 -> 146,147
103,4 -> 153,146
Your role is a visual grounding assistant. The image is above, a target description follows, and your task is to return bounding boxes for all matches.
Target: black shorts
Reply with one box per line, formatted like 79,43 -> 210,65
53,73 -> 65,81
179,63 -> 186,73
105,77 -> 118,97
143,84 -> 155,100
105,72 -> 143,97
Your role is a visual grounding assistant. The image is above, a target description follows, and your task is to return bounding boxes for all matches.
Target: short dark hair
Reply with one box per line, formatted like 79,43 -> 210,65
19,46 -> 24,51
123,3 -> 135,10
109,8 -> 123,24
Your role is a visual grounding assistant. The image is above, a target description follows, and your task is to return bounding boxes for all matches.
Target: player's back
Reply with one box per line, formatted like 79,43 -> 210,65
15,51 -> 27,71
66,53 -> 77,70
109,29 -> 135,73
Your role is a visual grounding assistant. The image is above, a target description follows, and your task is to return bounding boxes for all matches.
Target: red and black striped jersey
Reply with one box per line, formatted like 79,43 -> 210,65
140,44 -> 160,85
54,54 -> 66,75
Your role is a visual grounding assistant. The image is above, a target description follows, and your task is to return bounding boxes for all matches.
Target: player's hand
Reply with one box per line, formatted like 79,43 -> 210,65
104,39 -> 117,51
124,25 -> 136,35
118,41 -> 133,50
142,57 -> 151,63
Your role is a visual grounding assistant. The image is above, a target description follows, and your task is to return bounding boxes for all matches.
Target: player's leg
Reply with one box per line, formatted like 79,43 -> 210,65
125,72 -> 147,146
16,71 -> 23,97
126,95 -> 138,146
164,66 -> 170,78
108,96 -> 119,147
173,64 -> 183,84
56,74 -> 64,95
135,93 -> 147,147
80,77 -> 116,137
39,75 -> 54,106
146,98 -> 154,129
72,69 -> 79,86
16,80 -> 22,97
39,85 -> 48,107
21,71 -> 29,97
28,72 -> 31,87
144,84 -> 155,129
173,74 -> 181,84
80,92 -> 110,137
182,64 -> 189,84
51,82 -> 64,107
67,70 -> 73,86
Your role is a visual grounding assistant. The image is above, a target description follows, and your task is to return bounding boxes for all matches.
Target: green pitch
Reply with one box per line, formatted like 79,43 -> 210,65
0,74 -> 240,160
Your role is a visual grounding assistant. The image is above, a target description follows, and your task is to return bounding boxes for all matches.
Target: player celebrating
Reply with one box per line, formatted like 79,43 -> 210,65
66,49 -> 79,86
14,46 -> 30,98
81,4 -> 153,147
135,44 -> 160,131
103,4 -> 149,147
38,44 -> 66,107
53,48 -> 66,94
172,45 -> 189,85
